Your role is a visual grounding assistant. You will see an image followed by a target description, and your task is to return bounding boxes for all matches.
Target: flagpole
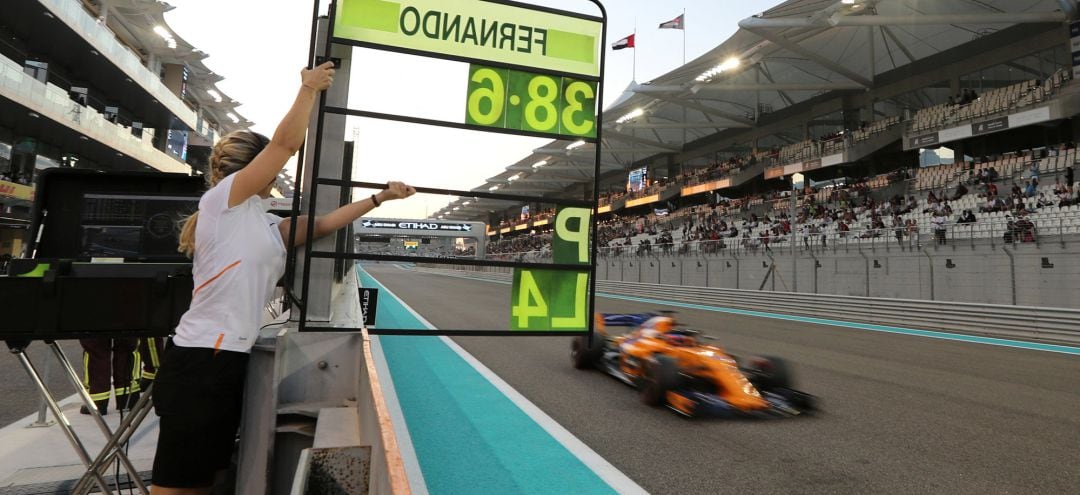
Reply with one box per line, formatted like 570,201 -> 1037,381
682,9 -> 686,65
633,23 -> 637,82
681,10 -> 687,154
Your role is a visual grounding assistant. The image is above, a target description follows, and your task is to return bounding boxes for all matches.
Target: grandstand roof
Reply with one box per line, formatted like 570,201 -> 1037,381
435,0 -> 1073,221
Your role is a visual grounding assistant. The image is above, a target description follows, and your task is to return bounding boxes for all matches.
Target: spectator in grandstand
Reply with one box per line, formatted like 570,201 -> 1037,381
1037,193 -> 1055,209
926,190 -> 939,206
905,219 -> 920,248
902,195 -> 918,214
988,167 -> 1000,183
1025,179 -> 1038,198
892,215 -> 905,246
1004,215 -> 1017,243
956,209 -> 977,224
637,238 -> 652,256
1021,198 -> 1039,215
1010,182 -> 1023,200
965,170 -> 979,186
1053,178 -> 1068,197
658,230 -> 674,255
1015,214 -> 1036,243
932,212 -> 948,245
1058,188 -> 1077,208
759,229 -> 772,252
951,183 -> 968,201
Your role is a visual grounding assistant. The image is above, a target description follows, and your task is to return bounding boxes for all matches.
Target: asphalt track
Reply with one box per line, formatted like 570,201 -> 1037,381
0,340 -> 85,427
364,264 -> 1080,495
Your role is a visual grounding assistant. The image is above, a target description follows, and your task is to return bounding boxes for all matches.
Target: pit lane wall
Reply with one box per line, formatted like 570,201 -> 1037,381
592,240 -> 1080,310
238,264 -> 409,494
416,238 -> 1080,346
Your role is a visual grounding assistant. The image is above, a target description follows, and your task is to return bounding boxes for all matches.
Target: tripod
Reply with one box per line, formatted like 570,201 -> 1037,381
6,339 -> 152,494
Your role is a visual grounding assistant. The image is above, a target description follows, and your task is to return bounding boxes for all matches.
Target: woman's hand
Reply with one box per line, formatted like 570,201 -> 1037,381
379,181 -> 416,202
302,61 -> 336,91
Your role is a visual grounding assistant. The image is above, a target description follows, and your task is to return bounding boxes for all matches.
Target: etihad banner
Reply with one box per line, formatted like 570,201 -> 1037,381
0,180 -> 33,201
360,218 -> 474,232
334,0 -> 602,78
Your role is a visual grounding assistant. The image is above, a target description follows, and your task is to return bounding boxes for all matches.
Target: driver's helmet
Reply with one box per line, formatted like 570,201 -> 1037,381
640,316 -> 676,337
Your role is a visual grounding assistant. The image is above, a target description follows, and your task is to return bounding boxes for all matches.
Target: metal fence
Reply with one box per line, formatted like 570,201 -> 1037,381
412,267 -> 1080,346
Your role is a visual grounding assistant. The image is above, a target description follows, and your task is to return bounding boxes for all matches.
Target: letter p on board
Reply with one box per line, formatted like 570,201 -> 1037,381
555,207 -> 590,263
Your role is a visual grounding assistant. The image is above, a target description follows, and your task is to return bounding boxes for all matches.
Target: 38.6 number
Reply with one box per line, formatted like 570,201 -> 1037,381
466,65 -> 597,138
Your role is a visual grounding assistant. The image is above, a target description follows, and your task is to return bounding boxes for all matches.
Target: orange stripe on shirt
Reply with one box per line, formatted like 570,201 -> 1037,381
214,333 -> 225,351
193,260 -> 241,297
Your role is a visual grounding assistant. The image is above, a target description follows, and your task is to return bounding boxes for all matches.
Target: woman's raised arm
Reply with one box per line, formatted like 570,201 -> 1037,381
228,61 -> 336,208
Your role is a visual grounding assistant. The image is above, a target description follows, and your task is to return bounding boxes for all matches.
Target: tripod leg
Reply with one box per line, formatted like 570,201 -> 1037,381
50,342 -> 149,494
12,349 -> 114,495
72,383 -> 155,495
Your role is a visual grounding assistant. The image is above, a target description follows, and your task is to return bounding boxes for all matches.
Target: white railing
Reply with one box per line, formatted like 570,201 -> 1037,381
0,55 -> 189,173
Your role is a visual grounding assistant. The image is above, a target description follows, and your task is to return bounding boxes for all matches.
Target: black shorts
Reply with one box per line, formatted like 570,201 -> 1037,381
151,345 -> 249,488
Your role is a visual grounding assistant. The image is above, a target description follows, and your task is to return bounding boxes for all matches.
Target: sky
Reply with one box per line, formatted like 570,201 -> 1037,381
166,0 -> 777,219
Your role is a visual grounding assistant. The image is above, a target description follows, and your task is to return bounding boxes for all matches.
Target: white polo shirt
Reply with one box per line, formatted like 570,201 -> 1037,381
173,174 -> 286,353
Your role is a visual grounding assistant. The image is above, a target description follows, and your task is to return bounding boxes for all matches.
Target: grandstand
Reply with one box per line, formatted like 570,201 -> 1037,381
910,69 -> 1070,133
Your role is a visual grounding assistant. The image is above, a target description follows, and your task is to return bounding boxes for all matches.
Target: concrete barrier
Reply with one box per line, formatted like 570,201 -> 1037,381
415,266 -> 1080,346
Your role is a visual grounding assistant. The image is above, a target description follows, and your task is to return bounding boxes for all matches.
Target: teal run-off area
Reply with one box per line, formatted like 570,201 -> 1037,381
356,267 -> 620,495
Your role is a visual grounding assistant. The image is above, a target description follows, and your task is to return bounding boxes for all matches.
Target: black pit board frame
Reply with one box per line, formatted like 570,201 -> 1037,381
289,0 -> 608,336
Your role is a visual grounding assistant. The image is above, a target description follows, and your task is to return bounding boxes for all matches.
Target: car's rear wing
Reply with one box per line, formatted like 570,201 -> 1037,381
599,313 -> 656,327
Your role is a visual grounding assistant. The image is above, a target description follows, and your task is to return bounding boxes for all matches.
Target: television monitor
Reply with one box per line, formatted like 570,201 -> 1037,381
28,168 -> 205,262
78,193 -> 200,259
627,167 -> 648,192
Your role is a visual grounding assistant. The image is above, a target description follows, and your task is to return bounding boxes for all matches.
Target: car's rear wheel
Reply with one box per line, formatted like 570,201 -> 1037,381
637,355 -> 682,406
571,334 -> 604,369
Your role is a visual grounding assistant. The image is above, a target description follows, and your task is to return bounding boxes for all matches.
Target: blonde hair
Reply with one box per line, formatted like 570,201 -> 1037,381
178,130 -> 270,257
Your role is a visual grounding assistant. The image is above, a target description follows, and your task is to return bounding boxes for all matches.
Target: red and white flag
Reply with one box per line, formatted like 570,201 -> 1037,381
659,14 -> 684,30
612,34 -> 635,50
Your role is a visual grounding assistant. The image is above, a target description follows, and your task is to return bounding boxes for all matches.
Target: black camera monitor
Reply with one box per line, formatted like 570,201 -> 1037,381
78,193 -> 200,260
29,168 -> 206,262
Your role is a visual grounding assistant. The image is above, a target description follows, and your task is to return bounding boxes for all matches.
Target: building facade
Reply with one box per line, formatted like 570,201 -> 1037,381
0,0 -> 252,256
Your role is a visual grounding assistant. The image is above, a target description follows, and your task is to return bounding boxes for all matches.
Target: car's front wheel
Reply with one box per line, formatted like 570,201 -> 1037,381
637,355 -> 682,406
571,334 -> 604,369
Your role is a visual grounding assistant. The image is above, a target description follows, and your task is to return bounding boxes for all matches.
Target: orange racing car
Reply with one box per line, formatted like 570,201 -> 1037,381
571,312 -> 816,418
